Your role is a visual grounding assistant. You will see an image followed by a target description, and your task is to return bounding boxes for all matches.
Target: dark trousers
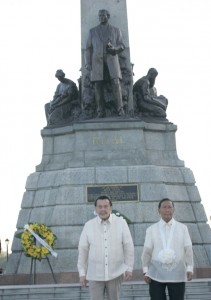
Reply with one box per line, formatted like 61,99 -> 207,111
149,279 -> 185,300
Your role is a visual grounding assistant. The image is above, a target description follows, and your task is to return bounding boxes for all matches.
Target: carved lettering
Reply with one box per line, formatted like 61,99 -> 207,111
92,136 -> 123,145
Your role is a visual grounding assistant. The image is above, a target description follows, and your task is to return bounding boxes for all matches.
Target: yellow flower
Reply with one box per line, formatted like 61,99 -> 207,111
21,223 -> 56,260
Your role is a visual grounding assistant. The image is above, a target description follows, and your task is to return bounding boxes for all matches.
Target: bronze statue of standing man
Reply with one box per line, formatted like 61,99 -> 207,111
85,9 -> 125,118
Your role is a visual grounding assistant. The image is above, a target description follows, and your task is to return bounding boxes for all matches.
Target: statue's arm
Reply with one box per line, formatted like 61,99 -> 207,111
52,85 -> 60,101
116,28 -> 125,53
68,82 -> 79,99
141,81 -> 158,104
141,81 -> 150,97
107,28 -> 125,56
85,31 -> 92,70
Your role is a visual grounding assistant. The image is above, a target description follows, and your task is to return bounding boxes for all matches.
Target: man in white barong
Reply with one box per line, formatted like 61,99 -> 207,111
77,195 -> 134,300
141,198 -> 193,300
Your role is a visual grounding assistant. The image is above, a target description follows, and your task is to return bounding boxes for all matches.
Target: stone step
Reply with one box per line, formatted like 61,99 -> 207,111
0,280 -> 210,300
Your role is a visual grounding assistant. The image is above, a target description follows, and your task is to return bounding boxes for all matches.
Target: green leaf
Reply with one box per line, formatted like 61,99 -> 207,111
112,209 -> 132,224
15,232 -> 23,239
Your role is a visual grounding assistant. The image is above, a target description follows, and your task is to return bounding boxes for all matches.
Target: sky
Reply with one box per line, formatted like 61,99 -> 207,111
0,0 -> 211,253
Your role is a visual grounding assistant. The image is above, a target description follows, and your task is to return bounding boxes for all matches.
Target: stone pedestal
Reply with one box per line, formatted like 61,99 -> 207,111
6,120 -> 211,280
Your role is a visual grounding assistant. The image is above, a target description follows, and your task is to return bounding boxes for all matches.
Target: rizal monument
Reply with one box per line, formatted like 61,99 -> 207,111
3,0 -> 211,284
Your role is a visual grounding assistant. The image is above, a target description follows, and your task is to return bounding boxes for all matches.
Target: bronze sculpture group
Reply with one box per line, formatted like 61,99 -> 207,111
45,9 -> 168,126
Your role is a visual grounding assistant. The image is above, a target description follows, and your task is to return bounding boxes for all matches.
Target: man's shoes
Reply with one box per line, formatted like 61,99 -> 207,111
118,108 -> 125,117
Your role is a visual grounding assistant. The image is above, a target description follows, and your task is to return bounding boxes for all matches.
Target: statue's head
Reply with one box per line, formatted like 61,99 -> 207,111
98,9 -> 110,24
147,68 -> 158,87
147,68 -> 158,77
55,69 -> 65,79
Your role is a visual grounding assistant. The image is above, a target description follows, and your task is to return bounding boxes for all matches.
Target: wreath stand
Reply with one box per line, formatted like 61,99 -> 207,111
30,256 -> 57,284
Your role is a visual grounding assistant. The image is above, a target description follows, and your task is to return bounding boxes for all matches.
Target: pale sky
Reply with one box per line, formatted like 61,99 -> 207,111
0,0 -> 211,253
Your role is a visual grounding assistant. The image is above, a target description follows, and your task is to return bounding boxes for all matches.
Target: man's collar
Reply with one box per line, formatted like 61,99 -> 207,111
160,218 -> 174,226
97,214 -> 112,224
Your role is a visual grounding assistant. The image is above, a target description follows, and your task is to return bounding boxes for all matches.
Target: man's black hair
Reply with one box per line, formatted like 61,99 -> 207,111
158,198 -> 174,209
94,195 -> 112,207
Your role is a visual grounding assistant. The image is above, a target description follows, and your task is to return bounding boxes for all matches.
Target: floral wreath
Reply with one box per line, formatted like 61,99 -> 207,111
21,223 -> 57,261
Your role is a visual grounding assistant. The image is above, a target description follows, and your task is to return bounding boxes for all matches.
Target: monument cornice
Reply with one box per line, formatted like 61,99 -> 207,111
41,120 -> 177,137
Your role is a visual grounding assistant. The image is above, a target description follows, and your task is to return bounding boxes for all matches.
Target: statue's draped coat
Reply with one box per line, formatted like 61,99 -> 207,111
85,24 -> 124,81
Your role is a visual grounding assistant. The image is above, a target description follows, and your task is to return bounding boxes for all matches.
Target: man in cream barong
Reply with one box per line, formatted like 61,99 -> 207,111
141,198 -> 193,300
77,195 -> 134,300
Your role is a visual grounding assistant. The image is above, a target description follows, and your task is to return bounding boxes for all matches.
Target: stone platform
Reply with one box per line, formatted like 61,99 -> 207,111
5,120 -> 211,279
36,119 -> 183,171
0,279 -> 211,299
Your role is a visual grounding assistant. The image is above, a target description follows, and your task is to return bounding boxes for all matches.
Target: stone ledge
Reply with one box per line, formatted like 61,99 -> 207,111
41,120 -> 175,137
1,268 -> 211,286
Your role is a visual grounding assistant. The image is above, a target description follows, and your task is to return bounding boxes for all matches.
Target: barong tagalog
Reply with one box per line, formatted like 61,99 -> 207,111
158,221 -> 177,271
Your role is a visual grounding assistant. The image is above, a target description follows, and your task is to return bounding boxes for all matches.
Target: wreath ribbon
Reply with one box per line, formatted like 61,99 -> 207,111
24,224 -> 58,258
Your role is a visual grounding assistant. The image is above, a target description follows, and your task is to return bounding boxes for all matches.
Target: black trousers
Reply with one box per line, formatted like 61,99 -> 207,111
149,279 -> 185,300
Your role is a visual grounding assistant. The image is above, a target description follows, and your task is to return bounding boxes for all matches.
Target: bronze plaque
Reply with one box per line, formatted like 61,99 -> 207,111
86,184 -> 139,203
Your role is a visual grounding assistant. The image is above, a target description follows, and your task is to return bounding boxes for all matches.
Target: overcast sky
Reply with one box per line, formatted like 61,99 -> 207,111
0,0 -> 211,252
